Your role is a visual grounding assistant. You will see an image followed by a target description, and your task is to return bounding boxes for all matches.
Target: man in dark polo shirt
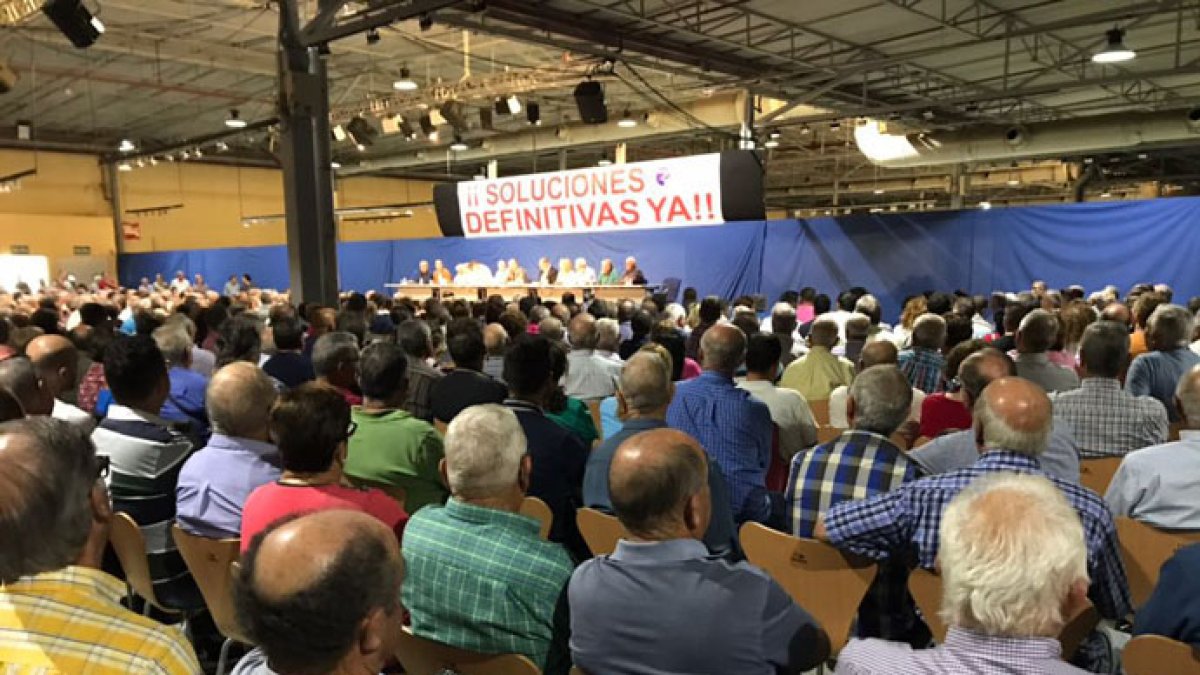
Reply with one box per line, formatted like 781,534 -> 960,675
431,318 -> 507,425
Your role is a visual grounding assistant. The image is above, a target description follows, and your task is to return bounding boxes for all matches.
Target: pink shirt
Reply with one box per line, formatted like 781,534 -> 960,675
681,357 -> 703,381
240,482 -> 408,552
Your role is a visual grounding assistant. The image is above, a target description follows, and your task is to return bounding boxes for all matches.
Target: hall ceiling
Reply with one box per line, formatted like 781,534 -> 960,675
6,0 -> 1200,209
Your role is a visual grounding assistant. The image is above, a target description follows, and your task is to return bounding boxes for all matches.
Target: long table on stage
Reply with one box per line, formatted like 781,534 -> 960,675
384,283 -> 649,303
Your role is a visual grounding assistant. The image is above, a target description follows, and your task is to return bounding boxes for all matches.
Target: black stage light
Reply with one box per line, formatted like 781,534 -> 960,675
42,0 -> 105,49
573,80 -> 607,124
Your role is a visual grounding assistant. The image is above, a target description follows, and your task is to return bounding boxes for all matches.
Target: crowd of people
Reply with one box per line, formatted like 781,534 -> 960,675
409,255 -> 648,287
0,273 -> 1198,674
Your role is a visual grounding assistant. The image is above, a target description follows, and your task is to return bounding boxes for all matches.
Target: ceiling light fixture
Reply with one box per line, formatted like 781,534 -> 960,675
450,135 -> 468,152
800,124 -> 811,135
216,141 -> 229,152
118,138 -> 135,153
1093,28 -> 1136,64
979,201 -> 992,210
225,109 -> 247,129
526,101 -> 541,126
331,161 -> 342,169
41,0 -> 105,49
117,161 -> 132,172
597,156 -> 613,167
193,147 -> 203,158
617,110 -> 637,128
366,28 -> 380,45
393,66 -> 419,91
763,138 -> 780,149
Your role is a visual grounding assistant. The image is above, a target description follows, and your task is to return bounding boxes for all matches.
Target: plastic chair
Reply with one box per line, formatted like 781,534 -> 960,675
108,512 -> 186,616
1115,517 -> 1200,609
171,526 -> 248,675
808,399 -> 831,427
1078,457 -> 1123,495
577,507 -> 626,556
658,277 -> 682,304
394,628 -> 541,675
519,496 -> 553,541
1123,635 -> 1200,675
739,522 -> 877,653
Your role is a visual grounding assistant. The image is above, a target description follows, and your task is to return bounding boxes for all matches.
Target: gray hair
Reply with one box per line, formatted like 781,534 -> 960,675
568,314 -> 598,350
1078,321 -> 1129,379
444,404 -> 527,499
848,365 -> 912,436
162,312 -> 197,340
595,318 -> 621,352
975,389 -> 1051,457
152,325 -> 192,365
939,473 -> 1088,636
911,313 -> 947,349
1149,303 -> 1193,349
809,319 -> 840,348
1176,365 -> 1200,424
854,294 -> 881,324
539,317 -> 565,343
619,351 -> 672,414
312,332 -> 360,378
207,362 -> 278,438
846,314 -> 871,341
1018,309 -> 1058,353
700,325 -> 746,373
0,357 -> 42,414
663,303 -> 687,327
0,418 -> 98,584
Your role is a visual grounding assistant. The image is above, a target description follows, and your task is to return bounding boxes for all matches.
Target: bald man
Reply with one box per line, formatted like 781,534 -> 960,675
821,376 -> 1131,625
570,428 -> 829,673
175,362 -> 280,538
781,318 -> 855,401
231,510 -> 405,675
829,340 -> 925,428
0,356 -> 54,417
667,324 -> 778,526
26,334 -> 93,431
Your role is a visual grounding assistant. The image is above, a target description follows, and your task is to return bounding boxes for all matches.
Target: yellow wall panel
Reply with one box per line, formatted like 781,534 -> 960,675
0,214 -> 116,277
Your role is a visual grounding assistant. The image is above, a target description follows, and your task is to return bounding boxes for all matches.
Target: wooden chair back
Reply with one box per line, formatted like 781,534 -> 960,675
577,507 -> 626,556
394,628 -> 541,675
1078,457 -> 1123,495
109,512 -> 177,614
912,436 -> 932,449
1169,423 -> 1183,442
1116,517 -> 1200,609
1123,635 -> 1200,675
740,522 -> 877,653
171,525 -> 249,644
586,400 -> 603,442
808,399 -> 831,426
909,567 -> 1098,658
816,426 -> 844,445
519,496 -> 553,541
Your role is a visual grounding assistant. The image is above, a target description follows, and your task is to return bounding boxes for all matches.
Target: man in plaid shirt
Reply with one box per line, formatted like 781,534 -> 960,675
787,364 -> 925,644
818,377 -> 1132,626
897,314 -> 947,394
1052,321 -> 1168,457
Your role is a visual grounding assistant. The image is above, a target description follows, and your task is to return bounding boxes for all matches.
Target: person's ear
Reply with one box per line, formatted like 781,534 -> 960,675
684,493 -> 703,533
357,608 -> 386,659
846,395 -> 857,426
437,458 -> 450,490
974,418 -> 986,451
518,455 -> 532,493
616,390 -> 629,418
1176,396 -> 1187,424
90,481 -> 112,526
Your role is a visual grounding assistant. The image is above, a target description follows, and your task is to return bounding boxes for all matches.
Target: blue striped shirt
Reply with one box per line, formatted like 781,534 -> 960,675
825,450 -> 1132,622
897,347 -> 945,394
667,371 -> 774,524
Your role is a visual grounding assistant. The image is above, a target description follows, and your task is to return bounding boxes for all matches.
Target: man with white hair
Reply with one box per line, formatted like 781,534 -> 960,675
835,473 -> 1092,674
1015,309 -> 1080,393
619,256 -> 646,286
563,314 -> 622,401
897,313 -> 947,393
1107,365 -> 1200,530
574,258 -> 596,285
1127,303 -> 1200,422
402,404 -> 573,670
768,301 -> 803,365
854,294 -> 893,344
594,317 -> 623,362
153,325 -> 209,439
820,377 -> 1131,626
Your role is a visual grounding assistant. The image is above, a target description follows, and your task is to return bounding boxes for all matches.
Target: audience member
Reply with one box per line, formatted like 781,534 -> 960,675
1133,543 -> 1200,649
855,294 -> 892,345
504,335 -> 590,558
539,316 -> 566,344
176,362 -> 279,538
0,418 -> 200,673
90,335 -> 202,609
668,324 -> 777,526
842,314 -> 870,364
25,334 -> 94,431
570,428 -> 829,674
1127,304 -> 1200,422
821,377 -> 1130,625
737,333 -> 818,458
1129,292 -> 1166,358
1052,321 -> 1168,457
1014,309 -> 1080,393
231,510 -> 405,675
261,315 -> 314,389
544,343 -> 600,447
348,342 -> 448,513
563,314 -> 623,402
431,319 -> 507,423
780,319 -> 855,401
829,341 -> 924,428
917,339 -> 985,438
897,313 -> 947,394
1106,365 -> 1200,529
684,296 -> 722,360
0,387 -> 21,421
215,314 -> 265,368
240,383 -> 407,552
835,474 -> 1092,674
594,317 -> 623,361
0,356 -> 54,416
402,404 -> 573,669
311,331 -> 362,406
396,320 -> 443,421
768,302 -> 803,365
482,322 -> 509,381
153,325 -> 210,439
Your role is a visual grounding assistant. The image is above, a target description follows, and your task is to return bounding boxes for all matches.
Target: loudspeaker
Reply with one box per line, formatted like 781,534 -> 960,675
42,0 -> 104,49
0,62 -> 18,94
479,107 -> 494,131
346,116 -> 377,146
574,81 -> 607,124
440,100 -> 468,131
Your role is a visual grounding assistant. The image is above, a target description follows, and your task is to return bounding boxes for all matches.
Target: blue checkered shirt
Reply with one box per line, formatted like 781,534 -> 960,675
824,450 -> 1132,622
897,347 -> 945,394
667,371 -> 774,523
787,430 -> 925,640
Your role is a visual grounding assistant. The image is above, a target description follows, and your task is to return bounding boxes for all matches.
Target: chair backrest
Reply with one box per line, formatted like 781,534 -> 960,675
109,512 -> 175,613
815,426 -> 844,445
394,628 -> 541,675
660,277 -> 682,304
1116,517 -> 1200,608
808,399 -> 831,426
586,400 -> 603,443
909,567 -> 1098,659
435,419 -> 449,436
171,525 -> 249,644
519,496 -> 553,541
739,522 -> 877,653
577,507 -> 626,556
1078,457 -> 1123,495
1169,422 -> 1183,442
912,435 -> 932,449
1124,635 -> 1200,675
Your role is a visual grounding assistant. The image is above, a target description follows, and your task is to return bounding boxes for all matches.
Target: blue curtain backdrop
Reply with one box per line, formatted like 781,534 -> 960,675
120,196 -> 1200,321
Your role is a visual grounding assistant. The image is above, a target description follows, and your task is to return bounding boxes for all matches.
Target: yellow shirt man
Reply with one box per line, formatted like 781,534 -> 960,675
780,345 -> 855,402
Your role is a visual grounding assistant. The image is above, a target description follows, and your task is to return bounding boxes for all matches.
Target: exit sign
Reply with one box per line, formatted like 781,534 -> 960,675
73,246 -> 91,255
10,245 -> 28,254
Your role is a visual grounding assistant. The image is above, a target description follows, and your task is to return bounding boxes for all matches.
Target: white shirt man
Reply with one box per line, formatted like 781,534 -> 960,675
574,259 -> 597,285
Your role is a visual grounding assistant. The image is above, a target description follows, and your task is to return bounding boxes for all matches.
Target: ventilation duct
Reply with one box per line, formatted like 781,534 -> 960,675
857,109 -> 1200,168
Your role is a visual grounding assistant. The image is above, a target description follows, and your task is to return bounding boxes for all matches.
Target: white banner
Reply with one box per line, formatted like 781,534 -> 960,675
456,153 -> 724,238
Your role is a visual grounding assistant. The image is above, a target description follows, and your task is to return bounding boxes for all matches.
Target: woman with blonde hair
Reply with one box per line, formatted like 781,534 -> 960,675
891,295 -> 928,350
